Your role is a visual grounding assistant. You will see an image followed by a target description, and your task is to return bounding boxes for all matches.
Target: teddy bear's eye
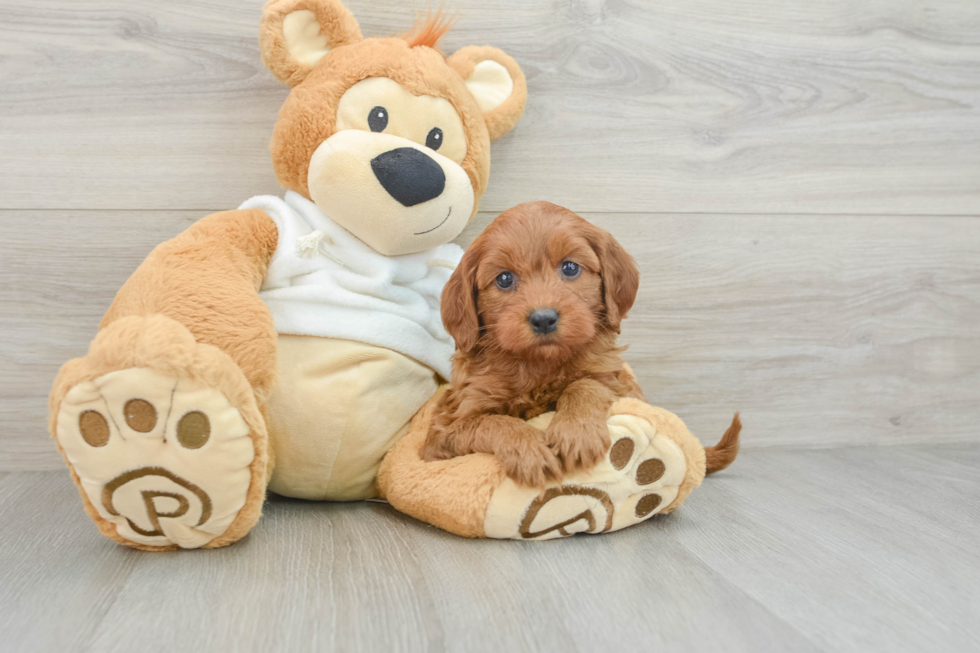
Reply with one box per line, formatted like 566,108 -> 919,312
368,106 -> 388,132
426,127 -> 443,151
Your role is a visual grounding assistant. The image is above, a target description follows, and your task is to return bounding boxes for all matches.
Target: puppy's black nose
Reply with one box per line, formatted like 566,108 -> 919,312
528,308 -> 559,335
371,147 -> 445,207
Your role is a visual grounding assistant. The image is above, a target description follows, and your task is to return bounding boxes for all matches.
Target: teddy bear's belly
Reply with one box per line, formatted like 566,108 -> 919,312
264,334 -> 439,500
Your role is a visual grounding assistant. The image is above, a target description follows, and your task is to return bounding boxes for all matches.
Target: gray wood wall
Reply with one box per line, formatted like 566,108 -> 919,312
2,0 -> 979,471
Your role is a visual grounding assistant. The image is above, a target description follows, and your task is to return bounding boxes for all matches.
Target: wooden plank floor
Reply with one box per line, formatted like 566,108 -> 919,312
2,444 -> 978,653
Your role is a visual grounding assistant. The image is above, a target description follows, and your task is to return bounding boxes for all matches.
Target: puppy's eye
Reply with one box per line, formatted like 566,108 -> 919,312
368,106 -> 388,132
495,271 -> 515,290
561,261 -> 581,279
426,127 -> 443,151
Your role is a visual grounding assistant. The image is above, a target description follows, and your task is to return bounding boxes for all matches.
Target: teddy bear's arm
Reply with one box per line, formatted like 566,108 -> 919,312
99,208 -> 280,398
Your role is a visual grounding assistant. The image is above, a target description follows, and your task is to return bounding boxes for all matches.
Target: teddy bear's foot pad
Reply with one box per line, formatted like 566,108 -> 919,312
57,367 -> 255,549
483,412 -> 687,540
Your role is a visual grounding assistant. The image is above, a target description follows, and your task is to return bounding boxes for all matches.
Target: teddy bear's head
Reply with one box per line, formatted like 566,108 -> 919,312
259,0 -> 527,256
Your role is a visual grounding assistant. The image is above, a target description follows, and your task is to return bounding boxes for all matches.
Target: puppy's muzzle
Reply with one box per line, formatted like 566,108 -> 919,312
528,308 -> 559,335
371,147 -> 446,207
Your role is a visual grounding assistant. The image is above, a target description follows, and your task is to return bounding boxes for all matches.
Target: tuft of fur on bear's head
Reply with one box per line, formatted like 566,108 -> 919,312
259,0 -> 528,256
401,6 -> 457,50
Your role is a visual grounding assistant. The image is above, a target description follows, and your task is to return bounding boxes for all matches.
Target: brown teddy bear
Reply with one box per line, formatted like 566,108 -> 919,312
49,0 -> 528,550
50,0 -> 717,550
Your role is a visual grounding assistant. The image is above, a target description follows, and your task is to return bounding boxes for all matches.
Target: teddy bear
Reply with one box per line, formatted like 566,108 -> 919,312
49,0 -> 528,551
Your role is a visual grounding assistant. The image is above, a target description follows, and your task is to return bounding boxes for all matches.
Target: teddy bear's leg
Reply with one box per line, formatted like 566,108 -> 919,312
380,394 -> 709,540
49,209 -> 279,550
484,401 -> 706,540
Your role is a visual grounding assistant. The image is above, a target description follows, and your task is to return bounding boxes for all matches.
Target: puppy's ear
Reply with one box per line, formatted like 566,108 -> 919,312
590,228 -> 640,333
442,241 -> 484,352
260,0 -> 363,87
448,46 -> 528,140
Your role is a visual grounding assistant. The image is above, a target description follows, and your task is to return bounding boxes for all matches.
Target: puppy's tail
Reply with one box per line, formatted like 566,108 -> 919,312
704,413 -> 741,475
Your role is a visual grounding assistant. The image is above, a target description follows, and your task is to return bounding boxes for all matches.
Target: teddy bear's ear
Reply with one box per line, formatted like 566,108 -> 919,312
448,46 -> 528,140
260,0 -> 363,87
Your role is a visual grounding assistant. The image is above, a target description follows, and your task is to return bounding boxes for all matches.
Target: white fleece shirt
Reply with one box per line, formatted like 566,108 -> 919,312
239,192 -> 463,380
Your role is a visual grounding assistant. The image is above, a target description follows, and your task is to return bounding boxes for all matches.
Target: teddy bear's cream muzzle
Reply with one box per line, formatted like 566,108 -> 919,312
307,130 -> 474,256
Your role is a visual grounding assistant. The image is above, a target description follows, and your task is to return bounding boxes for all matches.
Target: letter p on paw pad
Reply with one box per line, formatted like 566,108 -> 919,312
56,367 -> 257,549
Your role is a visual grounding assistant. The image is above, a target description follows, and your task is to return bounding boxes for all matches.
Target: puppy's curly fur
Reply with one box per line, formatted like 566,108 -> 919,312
421,201 -> 647,486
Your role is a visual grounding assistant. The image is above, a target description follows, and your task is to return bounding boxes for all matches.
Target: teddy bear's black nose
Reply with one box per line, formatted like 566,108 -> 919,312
371,147 -> 446,207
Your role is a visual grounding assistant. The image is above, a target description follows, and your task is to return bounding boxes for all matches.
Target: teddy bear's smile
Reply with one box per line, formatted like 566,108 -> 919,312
414,207 -> 453,236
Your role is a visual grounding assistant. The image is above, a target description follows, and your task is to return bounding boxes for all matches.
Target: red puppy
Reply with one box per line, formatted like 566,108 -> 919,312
422,201 -> 739,486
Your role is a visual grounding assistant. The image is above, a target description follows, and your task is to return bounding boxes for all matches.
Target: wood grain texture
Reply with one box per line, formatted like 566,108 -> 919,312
1,0 -> 978,214
0,211 -> 198,470
0,472 -> 144,651
2,446 -> 978,652
679,446 -> 980,652
4,209 -> 978,470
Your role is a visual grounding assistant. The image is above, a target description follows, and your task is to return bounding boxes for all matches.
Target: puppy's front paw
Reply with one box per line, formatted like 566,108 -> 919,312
496,437 -> 563,488
545,418 -> 612,474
